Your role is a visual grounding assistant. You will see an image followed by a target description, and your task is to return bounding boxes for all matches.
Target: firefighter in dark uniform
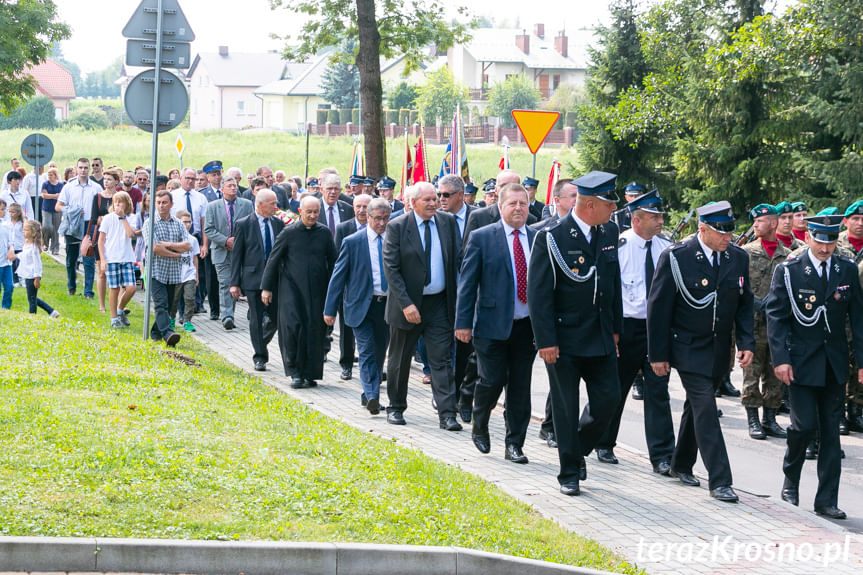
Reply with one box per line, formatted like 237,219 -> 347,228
765,214 -> 863,520
647,201 -> 755,503
523,176 -> 544,220
528,170 -> 623,496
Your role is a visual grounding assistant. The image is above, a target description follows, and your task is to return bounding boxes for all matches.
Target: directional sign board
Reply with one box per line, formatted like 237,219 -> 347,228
123,0 -> 195,41
124,69 -> 188,133
126,38 -> 191,69
511,110 -> 561,154
20,133 -> 54,167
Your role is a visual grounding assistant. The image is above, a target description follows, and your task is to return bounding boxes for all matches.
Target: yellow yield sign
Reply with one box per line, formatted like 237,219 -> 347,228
511,110 -> 560,154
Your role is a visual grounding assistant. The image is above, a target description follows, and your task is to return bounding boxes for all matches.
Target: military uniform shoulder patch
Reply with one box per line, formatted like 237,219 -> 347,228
618,237 -> 627,247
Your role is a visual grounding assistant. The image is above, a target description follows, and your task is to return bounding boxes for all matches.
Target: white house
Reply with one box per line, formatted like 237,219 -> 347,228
254,53 -> 330,133
187,47 -> 286,130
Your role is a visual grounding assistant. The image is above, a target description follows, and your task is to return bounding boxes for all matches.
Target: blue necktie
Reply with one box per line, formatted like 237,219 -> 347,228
185,192 -> 193,232
378,234 -> 387,292
264,219 -> 272,261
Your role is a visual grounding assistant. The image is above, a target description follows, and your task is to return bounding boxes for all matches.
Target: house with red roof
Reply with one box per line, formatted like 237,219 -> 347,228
25,59 -> 76,121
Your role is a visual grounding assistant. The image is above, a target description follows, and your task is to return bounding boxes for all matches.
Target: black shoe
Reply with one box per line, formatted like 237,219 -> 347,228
539,428 -> 558,448
304,379 -> 318,388
505,444 -> 529,464
631,374 -> 644,400
781,478 -> 799,506
717,408 -> 723,418
596,448 -> 618,464
366,397 -> 380,415
431,397 -> 438,412
459,406 -> 472,424
381,372 -> 386,382
762,408 -> 787,438
717,375 -> 740,397
340,368 -> 352,380
710,486 -> 739,503
439,416 -> 462,431
839,416 -> 849,436
805,440 -> 818,460
472,432 -> 491,454
360,393 -> 368,406
671,470 -> 701,487
746,407 -> 766,440
848,403 -> 863,432
254,361 -> 266,371
291,377 -> 305,389
210,313 -> 219,320
222,317 -> 235,330
652,460 -> 672,476
68,289 -> 76,295
578,457 -> 587,481
164,332 -> 180,347
814,506 -> 846,519
560,481 -> 580,496
387,410 -> 406,425
778,400 -> 790,414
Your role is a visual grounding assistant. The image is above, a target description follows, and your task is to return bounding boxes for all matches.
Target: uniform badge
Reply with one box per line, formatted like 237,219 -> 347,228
809,295 -> 816,303
701,278 -> 708,286
695,251 -> 704,261
805,303 -> 813,310
804,266 -> 812,276
835,292 -> 842,301
571,267 -> 578,274
834,263 -> 840,273
578,256 -> 585,264
570,227 -> 578,239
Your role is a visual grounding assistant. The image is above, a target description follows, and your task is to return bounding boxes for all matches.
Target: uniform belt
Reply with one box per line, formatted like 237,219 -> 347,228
372,295 -> 387,303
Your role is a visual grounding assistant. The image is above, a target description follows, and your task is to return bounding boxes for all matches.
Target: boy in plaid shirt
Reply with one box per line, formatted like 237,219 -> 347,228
170,209 -> 200,332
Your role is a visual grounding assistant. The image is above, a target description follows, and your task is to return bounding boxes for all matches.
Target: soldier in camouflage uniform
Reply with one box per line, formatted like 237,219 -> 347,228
742,204 -> 790,439
775,201 -> 806,251
838,200 -> 863,433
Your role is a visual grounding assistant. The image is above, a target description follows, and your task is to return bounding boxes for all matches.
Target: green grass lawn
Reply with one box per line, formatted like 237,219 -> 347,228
0,257 -> 639,574
0,126 -> 577,193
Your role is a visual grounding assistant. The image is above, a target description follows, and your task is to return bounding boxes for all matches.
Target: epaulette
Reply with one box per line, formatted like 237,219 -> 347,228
618,237 -> 627,247
657,232 -> 672,242
837,253 -> 854,265
542,218 -> 562,233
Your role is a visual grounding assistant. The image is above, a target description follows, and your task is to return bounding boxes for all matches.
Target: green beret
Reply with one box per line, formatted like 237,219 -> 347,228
791,201 -> 807,213
774,201 -> 792,214
816,207 -> 839,216
748,203 -> 778,221
844,200 -> 863,218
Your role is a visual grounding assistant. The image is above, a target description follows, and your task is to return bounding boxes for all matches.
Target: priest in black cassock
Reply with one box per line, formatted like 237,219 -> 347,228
262,195 -> 336,388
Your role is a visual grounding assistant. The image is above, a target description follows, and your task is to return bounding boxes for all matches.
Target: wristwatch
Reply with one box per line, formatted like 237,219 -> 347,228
118,215 -> 126,220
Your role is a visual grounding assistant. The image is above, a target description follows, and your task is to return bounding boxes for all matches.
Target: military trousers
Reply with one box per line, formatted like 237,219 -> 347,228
741,323 -> 783,409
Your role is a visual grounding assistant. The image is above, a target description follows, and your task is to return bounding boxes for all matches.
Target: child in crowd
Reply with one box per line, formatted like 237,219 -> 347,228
0,203 -> 14,309
97,191 -> 137,329
17,220 -> 59,317
170,209 -> 199,333
5,203 -> 24,285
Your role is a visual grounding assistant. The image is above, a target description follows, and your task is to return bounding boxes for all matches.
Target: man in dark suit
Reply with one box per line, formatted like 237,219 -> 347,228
531,177 -> 576,449
457,183 -> 537,463
333,193 -> 372,380
229,189 -> 285,371
383,182 -> 462,430
523,176 -> 544,220
257,165 -> 290,210
648,200 -> 755,503
528,171 -> 623,496
319,174 -> 354,239
324,198 -> 393,415
766,214 -> 863,519
463,170 -> 536,253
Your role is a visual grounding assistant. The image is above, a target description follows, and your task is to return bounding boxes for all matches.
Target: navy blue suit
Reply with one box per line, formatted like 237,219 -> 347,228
325,229 -> 389,402
457,221 -> 537,447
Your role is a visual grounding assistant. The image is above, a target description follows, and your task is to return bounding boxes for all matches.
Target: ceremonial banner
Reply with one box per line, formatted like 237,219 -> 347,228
350,138 -> 365,177
412,128 -> 429,184
545,158 -> 561,204
399,130 -> 412,200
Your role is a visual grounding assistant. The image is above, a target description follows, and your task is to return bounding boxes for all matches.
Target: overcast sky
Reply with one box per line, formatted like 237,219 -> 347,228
56,0 -> 792,73
55,0 -> 615,72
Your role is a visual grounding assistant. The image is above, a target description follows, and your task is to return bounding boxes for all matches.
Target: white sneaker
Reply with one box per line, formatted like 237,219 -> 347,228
50,310 -> 60,318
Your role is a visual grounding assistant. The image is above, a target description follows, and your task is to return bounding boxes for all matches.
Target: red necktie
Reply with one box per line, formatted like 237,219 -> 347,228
513,229 -> 527,304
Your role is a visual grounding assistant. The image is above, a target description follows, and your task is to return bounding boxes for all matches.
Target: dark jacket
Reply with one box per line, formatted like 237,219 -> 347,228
229,212 -> 285,292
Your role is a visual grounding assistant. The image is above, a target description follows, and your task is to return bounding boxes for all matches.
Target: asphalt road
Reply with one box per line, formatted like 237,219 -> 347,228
525,357 -> 863,533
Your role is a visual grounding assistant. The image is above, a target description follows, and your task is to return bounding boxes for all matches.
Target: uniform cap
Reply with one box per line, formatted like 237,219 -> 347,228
349,175 -> 364,186
306,178 -> 319,188
482,178 -> 496,192
624,189 -> 663,214
748,203 -> 778,221
624,181 -> 646,195
791,201 -> 807,213
363,177 -> 376,186
774,201 -> 793,214
574,170 -> 619,203
377,176 -> 396,190
522,177 -> 539,188
464,182 -> 478,195
816,207 -> 839,216
844,200 -> 863,218
697,200 -> 736,233
202,160 -> 222,173
805,214 -> 843,243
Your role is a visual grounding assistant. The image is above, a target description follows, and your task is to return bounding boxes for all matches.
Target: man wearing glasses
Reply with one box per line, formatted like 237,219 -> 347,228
89,157 -> 104,188
647,201 -> 755,503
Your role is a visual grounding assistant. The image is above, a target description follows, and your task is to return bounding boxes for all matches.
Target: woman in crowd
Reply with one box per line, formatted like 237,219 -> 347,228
40,167 -> 63,255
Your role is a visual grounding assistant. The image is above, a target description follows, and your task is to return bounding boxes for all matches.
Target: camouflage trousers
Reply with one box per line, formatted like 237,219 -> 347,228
742,324 -> 783,409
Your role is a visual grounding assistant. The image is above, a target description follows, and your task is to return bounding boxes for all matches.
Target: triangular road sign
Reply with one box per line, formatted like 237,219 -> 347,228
511,110 -> 561,154
123,0 -> 195,42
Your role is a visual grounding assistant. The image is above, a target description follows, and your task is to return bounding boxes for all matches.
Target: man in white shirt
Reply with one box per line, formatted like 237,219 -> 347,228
57,157 -> 103,296
592,189 -> 676,476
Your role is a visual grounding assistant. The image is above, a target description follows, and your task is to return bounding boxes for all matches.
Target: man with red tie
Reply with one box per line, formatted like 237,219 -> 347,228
456,183 -> 538,463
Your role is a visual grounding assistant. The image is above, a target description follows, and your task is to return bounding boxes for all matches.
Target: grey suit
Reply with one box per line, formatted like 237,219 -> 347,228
204,196 -> 254,322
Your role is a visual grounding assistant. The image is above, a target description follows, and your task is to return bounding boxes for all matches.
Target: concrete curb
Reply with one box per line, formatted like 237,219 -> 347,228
0,536 -> 612,575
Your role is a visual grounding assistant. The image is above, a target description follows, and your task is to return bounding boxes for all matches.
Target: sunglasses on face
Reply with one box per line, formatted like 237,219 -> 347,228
437,191 -> 460,198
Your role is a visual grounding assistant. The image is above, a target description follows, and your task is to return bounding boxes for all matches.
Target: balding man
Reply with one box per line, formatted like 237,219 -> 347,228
262,196 -> 336,388
230,189 -> 285,371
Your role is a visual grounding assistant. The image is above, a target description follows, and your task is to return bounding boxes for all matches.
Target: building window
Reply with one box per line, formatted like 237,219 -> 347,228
194,99 -> 198,115
237,100 -> 245,114
210,100 -> 215,116
553,75 -> 561,89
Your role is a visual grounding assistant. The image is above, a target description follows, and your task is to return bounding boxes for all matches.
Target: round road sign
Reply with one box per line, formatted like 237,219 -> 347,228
124,68 -> 189,133
20,133 -> 54,167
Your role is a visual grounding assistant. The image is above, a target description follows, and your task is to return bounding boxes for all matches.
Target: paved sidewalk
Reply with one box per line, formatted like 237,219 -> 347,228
174,294 -> 863,575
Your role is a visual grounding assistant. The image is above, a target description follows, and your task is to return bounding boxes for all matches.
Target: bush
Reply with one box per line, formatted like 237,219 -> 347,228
387,81 -> 418,110
339,109 -> 351,124
409,110 -> 419,125
0,96 -> 57,130
317,109 -> 328,125
385,109 -> 398,125
399,108 -> 410,126
351,108 -> 359,124
487,75 -> 541,128
326,109 -> 339,124
65,108 -> 109,130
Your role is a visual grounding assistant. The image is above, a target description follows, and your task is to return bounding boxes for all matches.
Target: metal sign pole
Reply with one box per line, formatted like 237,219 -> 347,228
142,0 -> 164,340
531,153 -> 536,179
34,134 -> 42,224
